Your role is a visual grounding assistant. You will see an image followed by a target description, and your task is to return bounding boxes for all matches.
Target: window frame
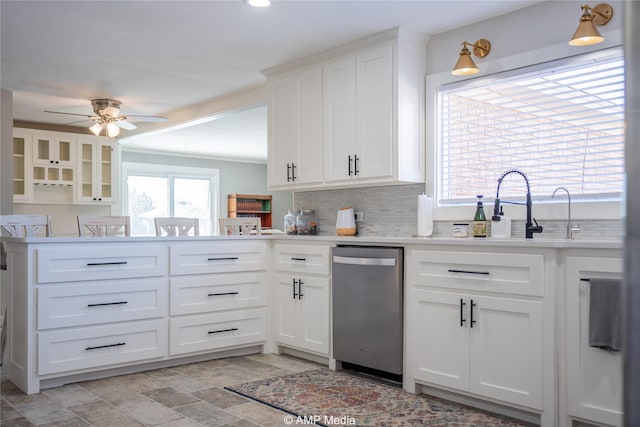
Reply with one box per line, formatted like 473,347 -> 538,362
121,161 -> 220,235
426,42 -> 624,222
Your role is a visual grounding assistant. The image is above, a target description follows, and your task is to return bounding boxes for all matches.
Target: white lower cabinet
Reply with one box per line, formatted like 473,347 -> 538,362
273,243 -> 331,356
406,247 -> 548,417
564,254 -> 623,427
409,289 -> 543,410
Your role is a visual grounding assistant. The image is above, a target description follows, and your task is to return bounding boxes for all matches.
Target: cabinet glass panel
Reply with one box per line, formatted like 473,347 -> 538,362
13,137 -> 26,196
36,139 -> 50,162
81,143 -> 93,197
58,140 -> 72,162
33,166 -> 45,180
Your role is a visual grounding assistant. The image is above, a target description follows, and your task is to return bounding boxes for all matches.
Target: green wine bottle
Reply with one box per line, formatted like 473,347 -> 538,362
473,195 -> 487,237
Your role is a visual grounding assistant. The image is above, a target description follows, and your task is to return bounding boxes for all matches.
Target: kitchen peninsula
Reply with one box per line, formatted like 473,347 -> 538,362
3,233 -> 623,427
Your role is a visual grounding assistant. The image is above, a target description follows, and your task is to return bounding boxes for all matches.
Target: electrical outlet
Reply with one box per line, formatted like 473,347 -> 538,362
354,211 -> 364,222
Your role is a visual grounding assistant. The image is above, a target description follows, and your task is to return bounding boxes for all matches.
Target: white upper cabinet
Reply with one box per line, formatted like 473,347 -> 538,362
264,27 -> 426,190
75,137 -> 118,204
31,133 -> 75,186
323,42 -> 393,183
267,66 -> 323,189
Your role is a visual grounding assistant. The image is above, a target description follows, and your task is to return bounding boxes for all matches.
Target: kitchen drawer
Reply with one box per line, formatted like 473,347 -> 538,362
169,241 -> 268,276
274,244 -> 330,275
170,272 -> 267,316
407,250 -> 544,297
38,319 -> 167,375
37,279 -> 168,329
37,245 -> 167,283
169,308 -> 267,356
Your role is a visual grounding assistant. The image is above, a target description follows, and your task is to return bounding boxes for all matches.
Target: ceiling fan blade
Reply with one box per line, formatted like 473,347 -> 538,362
116,120 -> 137,130
44,110 -> 96,119
123,115 -> 168,123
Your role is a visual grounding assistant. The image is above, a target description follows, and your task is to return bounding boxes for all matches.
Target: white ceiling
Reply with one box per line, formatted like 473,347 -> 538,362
1,0 -> 541,163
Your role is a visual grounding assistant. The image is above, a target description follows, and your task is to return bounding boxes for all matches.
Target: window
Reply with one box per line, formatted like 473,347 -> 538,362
123,162 -> 219,236
437,48 -> 625,205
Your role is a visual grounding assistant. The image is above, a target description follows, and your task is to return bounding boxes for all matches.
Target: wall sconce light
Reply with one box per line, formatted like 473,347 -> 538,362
569,3 -> 614,46
451,39 -> 491,76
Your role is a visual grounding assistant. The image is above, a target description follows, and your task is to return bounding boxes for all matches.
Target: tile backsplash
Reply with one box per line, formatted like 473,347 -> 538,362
293,184 -> 624,240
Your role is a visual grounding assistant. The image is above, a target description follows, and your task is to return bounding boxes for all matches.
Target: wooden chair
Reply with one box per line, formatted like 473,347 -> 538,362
77,215 -> 131,237
154,217 -> 199,236
0,215 -> 52,237
218,217 -> 261,235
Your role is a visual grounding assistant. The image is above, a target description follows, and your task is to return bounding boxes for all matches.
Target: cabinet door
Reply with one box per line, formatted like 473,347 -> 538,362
267,68 -> 323,189
275,273 -> 302,347
468,295 -> 544,410
12,132 -> 33,202
566,256 -> 623,426
355,42 -> 393,180
409,288 -> 469,391
323,55 -> 356,183
298,275 -> 330,355
31,134 -> 75,185
76,138 -> 117,203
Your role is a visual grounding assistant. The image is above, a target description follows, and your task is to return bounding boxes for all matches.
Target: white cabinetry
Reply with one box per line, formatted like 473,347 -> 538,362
263,27 -> 425,190
563,253 -> 623,427
31,132 -> 75,186
75,137 -> 118,203
12,128 -> 119,204
323,42 -> 393,183
267,67 -> 323,189
273,243 -> 331,356
406,248 -> 546,413
168,241 -> 269,356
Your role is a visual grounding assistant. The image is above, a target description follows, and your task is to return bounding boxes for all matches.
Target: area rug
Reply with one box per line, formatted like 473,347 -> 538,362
224,368 -> 529,427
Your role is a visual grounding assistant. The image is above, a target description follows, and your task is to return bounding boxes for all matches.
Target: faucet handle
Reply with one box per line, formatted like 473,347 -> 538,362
568,223 -> 581,239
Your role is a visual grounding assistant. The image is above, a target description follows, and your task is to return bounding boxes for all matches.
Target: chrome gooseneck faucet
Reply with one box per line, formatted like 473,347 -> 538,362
551,186 -> 581,239
492,169 -> 543,239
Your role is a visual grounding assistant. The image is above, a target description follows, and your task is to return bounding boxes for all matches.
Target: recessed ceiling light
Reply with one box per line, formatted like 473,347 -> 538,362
247,0 -> 270,7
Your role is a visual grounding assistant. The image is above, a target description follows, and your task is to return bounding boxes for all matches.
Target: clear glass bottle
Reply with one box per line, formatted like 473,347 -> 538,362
472,195 -> 487,237
284,209 -> 299,235
296,209 -> 319,234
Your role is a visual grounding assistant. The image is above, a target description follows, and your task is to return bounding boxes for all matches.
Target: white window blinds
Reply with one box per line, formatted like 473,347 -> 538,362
438,48 -> 625,204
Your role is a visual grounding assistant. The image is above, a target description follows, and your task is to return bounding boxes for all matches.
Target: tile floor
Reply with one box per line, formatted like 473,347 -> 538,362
1,353 -> 319,426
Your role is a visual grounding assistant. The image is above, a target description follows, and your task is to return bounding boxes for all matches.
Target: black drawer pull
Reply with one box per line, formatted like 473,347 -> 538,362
207,257 -> 239,261
87,301 -> 128,307
460,299 -> 466,327
448,269 -> 490,275
291,257 -> 306,261
87,261 -> 128,266
207,327 -> 238,334
85,342 -> 126,351
207,292 -> 239,297
470,299 -> 477,328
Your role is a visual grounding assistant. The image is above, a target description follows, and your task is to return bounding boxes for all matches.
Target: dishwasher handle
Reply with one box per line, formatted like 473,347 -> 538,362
332,255 -> 396,267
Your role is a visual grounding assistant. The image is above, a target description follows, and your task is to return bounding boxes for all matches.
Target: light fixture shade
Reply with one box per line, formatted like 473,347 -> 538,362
247,0 -> 270,6
452,48 -> 479,76
106,122 -> 120,137
103,105 -> 120,117
89,122 -> 104,136
569,16 -> 604,46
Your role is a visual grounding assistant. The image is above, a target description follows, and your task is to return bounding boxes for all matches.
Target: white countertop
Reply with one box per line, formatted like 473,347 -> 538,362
3,233 -> 623,250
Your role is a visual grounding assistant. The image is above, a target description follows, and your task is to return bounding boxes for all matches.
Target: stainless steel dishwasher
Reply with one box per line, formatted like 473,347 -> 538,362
332,245 -> 403,381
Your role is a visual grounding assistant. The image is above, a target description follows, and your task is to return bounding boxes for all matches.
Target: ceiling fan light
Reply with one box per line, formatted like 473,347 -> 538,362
106,122 -> 120,137
103,105 -> 120,117
89,122 -> 104,136
247,0 -> 270,7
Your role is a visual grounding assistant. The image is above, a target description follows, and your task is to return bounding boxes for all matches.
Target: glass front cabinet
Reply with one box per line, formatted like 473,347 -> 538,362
75,137 -> 118,204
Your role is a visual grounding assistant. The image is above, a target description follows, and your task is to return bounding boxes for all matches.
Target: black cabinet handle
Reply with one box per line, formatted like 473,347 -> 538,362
348,155 -> 353,176
460,299 -> 466,327
207,257 -> 239,261
448,269 -> 490,275
86,342 -> 125,351
287,163 -> 292,182
208,328 -> 238,334
293,278 -> 298,299
291,163 -> 297,181
207,292 -> 239,297
87,261 -> 127,266
354,154 -> 359,176
297,278 -> 303,300
291,257 -> 306,262
470,299 -> 477,328
87,301 -> 127,307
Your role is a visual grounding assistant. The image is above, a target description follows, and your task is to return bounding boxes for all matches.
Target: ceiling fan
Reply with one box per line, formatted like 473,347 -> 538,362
45,99 -> 168,137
